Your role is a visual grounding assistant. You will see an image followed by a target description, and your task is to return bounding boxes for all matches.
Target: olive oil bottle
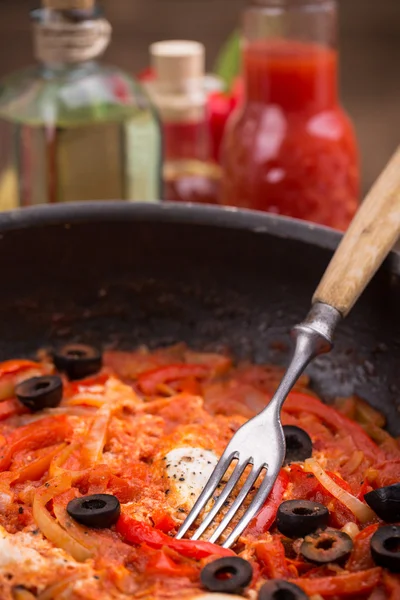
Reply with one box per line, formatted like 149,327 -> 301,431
0,0 -> 162,209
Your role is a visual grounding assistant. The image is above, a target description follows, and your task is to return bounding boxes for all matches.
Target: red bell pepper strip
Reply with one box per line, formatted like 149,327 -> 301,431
0,359 -> 41,378
150,509 -> 177,534
116,514 -> 234,559
255,536 -> 296,579
0,398 -> 27,421
291,567 -> 382,597
245,470 -> 289,537
346,524 -> 379,572
326,471 -> 353,494
137,364 -> 209,395
284,393 -> 385,462
145,547 -> 199,579
0,360 -> 45,401
0,415 -> 71,472
384,573 -> 400,600
357,478 -> 373,501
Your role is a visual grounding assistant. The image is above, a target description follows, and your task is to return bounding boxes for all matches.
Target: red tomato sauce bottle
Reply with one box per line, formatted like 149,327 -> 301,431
219,0 -> 360,230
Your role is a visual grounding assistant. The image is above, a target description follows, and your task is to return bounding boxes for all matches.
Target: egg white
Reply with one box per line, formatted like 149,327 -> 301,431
164,446 -> 219,513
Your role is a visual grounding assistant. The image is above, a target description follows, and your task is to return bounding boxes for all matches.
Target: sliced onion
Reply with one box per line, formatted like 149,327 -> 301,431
304,458 -> 376,523
12,589 -> 37,600
53,498 -> 103,552
49,441 -> 83,478
341,522 -> 360,540
345,450 -> 364,475
45,406 -> 96,417
33,475 -> 92,562
15,444 -> 65,484
81,404 -> 111,467
104,376 -> 143,410
36,574 -> 81,600
65,393 -> 106,408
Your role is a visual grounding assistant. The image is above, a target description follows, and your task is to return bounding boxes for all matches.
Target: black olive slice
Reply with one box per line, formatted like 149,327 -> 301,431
277,500 -> 329,539
200,556 -> 253,594
370,525 -> 400,572
67,494 -> 120,529
53,344 -> 102,381
283,425 -> 312,465
365,484 -> 400,522
15,375 -> 63,412
300,528 -> 353,565
258,579 -> 309,600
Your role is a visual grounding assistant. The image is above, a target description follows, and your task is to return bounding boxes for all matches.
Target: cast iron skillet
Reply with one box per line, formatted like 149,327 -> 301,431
0,201 -> 400,433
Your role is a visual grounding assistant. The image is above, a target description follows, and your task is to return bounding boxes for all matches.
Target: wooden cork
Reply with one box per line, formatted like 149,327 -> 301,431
42,0 -> 95,9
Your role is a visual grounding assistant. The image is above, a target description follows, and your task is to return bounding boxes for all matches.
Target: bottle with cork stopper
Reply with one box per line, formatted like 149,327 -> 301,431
148,40 -> 222,205
0,0 -> 162,209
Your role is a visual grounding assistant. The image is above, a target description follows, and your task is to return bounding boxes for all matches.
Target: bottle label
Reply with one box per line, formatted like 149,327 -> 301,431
33,18 -> 111,64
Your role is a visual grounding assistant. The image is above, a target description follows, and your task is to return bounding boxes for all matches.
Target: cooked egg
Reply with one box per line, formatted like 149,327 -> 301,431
164,446 -> 218,513
0,526 -> 94,597
0,531 -> 46,571
0,527 -> 80,571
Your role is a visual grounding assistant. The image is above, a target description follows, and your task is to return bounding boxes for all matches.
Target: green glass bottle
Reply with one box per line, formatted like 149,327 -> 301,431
0,0 -> 162,209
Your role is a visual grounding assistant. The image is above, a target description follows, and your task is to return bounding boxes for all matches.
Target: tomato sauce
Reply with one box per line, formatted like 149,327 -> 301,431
220,40 -> 359,230
0,347 -> 399,599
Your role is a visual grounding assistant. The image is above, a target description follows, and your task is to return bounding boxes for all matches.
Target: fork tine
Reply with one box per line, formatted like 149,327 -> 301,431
222,466 -> 279,548
208,463 -> 264,544
175,451 -> 238,539
190,458 -> 250,540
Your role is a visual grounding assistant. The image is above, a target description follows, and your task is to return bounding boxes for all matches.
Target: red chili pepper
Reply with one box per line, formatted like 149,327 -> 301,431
245,470 -> 289,537
116,514 -> 234,559
137,364 -> 210,396
207,76 -> 244,163
290,567 -> 382,597
284,392 -> 385,462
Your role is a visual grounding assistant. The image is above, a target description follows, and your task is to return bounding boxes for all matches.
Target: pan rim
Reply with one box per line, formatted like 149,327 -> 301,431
0,200 -> 399,274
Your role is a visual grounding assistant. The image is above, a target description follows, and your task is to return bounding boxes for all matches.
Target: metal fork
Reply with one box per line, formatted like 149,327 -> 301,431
176,145 -> 400,548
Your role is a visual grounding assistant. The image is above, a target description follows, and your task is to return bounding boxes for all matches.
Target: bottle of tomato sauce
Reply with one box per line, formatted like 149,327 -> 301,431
219,0 -> 359,230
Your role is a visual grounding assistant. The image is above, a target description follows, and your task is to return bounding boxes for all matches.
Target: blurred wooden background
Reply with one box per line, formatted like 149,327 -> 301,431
0,0 -> 399,195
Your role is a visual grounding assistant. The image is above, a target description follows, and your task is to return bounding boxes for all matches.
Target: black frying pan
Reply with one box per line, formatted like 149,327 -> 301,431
0,202 -> 399,433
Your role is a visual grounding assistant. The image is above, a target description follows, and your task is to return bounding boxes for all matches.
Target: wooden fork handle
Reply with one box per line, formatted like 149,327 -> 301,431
313,146 -> 400,317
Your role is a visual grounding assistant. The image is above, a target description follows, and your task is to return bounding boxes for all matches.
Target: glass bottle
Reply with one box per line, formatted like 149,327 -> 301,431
148,41 -> 222,205
0,0 -> 162,209
219,0 -> 360,231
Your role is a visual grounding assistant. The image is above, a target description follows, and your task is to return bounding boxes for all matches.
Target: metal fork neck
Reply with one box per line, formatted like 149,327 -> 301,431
265,302 -> 342,416
294,302 -> 342,351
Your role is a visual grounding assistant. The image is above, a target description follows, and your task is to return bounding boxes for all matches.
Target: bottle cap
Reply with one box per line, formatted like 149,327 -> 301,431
150,40 -> 205,93
42,0 -> 95,9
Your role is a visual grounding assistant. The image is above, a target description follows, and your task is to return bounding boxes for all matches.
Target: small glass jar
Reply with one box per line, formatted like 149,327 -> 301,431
148,40 -> 222,205
219,0 -> 360,230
